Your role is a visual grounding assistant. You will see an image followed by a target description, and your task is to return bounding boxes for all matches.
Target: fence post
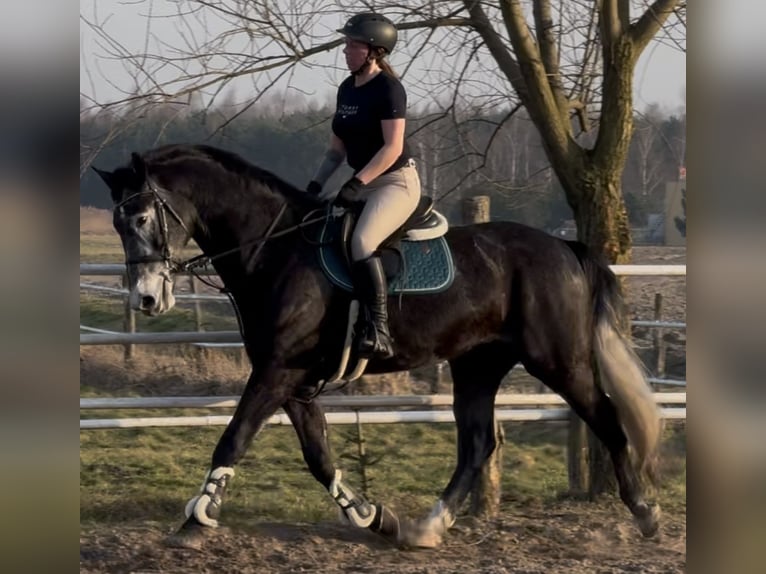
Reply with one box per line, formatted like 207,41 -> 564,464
567,410 -> 588,494
567,419 -> 589,495
190,275 -> 203,332
587,429 -> 615,497
433,362 -> 446,394
654,293 -> 666,377
189,276 -> 205,360
355,410 -> 371,496
470,416 -> 504,518
122,273 -> 135,361
461,195 -> 502,517
461,195 -> 490,225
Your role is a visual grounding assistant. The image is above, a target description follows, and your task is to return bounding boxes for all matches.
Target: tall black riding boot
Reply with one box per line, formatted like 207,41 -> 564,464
351,256 -> 394,360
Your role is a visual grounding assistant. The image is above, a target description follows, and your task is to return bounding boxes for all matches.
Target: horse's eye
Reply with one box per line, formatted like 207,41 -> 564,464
136,216 -> 148,228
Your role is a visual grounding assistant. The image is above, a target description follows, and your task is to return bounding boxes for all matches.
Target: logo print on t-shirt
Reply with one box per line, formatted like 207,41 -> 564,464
338,104 -> 358,119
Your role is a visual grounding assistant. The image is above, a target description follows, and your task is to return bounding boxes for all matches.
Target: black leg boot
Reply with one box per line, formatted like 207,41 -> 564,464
351,256 -> 394,360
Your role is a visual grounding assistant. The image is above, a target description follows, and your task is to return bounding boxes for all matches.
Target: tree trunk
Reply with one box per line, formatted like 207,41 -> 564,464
574,36 -> 635,494
469,0 -> 671,498
574,168 -> 632,497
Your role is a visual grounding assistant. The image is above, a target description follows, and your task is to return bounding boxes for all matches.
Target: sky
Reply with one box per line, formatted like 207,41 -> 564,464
80,0 -> 686,114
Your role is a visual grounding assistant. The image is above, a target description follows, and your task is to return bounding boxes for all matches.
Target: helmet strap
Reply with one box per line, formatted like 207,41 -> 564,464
351,47 -> 376,76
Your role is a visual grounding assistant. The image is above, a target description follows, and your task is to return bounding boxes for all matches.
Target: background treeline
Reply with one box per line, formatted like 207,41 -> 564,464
80,98 -> 685,232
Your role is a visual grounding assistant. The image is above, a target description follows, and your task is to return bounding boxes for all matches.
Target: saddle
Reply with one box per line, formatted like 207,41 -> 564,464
317,196 -> 454,296
338,196 -> 449,273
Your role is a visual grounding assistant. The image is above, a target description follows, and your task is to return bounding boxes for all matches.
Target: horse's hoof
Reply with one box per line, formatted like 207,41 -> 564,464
634,502 -> 661,538
398,520 -> 443,549
165,521 -> 210,550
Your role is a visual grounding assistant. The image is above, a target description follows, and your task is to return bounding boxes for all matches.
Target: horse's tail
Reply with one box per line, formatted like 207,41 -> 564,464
566,241 -> 662,482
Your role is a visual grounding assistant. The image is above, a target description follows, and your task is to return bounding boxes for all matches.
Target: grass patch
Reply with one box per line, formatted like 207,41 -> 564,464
80,420 -> 685,529
80,294 -> 239,333
80,235 -> 124,263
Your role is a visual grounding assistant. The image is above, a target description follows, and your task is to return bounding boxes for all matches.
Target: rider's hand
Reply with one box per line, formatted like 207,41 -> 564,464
334,176 -> 364,208
306,180 -> 323,197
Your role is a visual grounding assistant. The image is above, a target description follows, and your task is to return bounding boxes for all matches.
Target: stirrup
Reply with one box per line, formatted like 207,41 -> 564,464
357,326 -> 393,359
312,301 -> 369,395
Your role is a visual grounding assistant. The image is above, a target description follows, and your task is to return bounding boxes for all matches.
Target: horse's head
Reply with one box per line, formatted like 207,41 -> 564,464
93,152 -> 192,316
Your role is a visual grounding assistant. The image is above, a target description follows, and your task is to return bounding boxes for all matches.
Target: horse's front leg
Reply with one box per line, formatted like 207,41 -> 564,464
282,398 -> 403,545
168,365 -> 296,549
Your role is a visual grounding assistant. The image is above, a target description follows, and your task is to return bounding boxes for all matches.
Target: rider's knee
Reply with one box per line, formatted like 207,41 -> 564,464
350,233 -> 376,261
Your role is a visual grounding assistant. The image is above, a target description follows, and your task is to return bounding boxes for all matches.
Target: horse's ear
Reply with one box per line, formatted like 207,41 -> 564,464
91,166 -> 123,204
131,152 -> 148,181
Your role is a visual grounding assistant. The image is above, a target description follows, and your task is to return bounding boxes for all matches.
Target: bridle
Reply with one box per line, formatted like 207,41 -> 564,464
113,177 -> 192,272
114,177 -> 328,277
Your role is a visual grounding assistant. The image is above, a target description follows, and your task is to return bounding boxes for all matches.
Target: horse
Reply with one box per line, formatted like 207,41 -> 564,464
93,143 -> 662,549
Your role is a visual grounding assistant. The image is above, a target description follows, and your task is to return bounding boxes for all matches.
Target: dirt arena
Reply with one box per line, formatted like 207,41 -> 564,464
80,497 -> 685,573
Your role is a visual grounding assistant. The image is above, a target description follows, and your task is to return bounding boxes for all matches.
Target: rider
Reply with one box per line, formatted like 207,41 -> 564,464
307,12 -> 421,360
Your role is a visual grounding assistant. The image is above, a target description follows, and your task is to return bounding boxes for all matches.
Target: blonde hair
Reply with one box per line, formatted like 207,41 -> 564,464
372,47 -> 397,78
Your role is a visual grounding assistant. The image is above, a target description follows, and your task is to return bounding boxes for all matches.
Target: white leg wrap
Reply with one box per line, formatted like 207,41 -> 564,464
184,466 -> 235,528
329,469 -> 376,528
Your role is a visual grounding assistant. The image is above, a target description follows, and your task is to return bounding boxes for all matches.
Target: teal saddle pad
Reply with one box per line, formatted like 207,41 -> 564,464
317,218 -> 455,295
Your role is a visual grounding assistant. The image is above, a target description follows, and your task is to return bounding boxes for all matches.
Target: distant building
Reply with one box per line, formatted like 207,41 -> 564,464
551,182 -> 686,246
647,213 -> 665,244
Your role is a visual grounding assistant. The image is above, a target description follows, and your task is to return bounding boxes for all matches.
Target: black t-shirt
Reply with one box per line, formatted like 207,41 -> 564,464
331,72 -> 412,174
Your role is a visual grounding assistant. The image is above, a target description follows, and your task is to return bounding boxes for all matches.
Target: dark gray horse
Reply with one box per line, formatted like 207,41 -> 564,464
94,144 -> 661,549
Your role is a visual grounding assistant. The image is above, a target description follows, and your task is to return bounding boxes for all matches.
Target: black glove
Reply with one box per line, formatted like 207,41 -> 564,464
306,180 -> 323,197
334,176 -> 364,208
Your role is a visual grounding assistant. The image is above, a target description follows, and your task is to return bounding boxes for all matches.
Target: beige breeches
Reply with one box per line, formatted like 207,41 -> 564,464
350,162 -> 422,261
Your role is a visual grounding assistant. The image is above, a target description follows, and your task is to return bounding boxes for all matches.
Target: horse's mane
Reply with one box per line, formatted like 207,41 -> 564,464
143,144 -> 315,206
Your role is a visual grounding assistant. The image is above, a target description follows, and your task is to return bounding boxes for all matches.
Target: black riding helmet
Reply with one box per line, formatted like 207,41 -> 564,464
337,13 -> 397,54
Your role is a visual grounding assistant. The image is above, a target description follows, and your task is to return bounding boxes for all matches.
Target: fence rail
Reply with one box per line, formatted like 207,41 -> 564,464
80,282 -> 230,302
80,393 -> 686,429
80,392 -> 687,410
80,330 -> 243,345
80,264 -> 687,346
81,407 -> 686,430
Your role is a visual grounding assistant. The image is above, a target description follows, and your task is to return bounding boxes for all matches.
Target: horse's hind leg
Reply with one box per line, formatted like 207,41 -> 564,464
168,364 -> 298,548
534,360 -> 660,537
282,399 -> 402,544
402,342 -> 517,548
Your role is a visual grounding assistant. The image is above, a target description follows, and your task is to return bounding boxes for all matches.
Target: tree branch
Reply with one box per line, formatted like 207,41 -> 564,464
532,0 -> 568,119
461,1 -> 527,101
630,0 -> 682,55
397,17 -> 474,31
601,0 -> 622,51
500,0 -> 574,161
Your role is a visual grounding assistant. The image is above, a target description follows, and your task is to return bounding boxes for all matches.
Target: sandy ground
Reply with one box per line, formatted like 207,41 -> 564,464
80,497 -> 685,574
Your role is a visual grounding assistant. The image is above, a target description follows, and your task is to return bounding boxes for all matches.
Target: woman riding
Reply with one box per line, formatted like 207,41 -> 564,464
307,12 -> 421,360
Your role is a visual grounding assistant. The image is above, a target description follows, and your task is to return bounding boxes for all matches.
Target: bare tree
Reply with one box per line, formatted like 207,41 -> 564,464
632,106 -> 665,198
82,0 -> 685,259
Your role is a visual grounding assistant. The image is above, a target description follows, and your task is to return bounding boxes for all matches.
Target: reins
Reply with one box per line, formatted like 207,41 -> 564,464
176,203 -> 329,274
116,177 -> 331,276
